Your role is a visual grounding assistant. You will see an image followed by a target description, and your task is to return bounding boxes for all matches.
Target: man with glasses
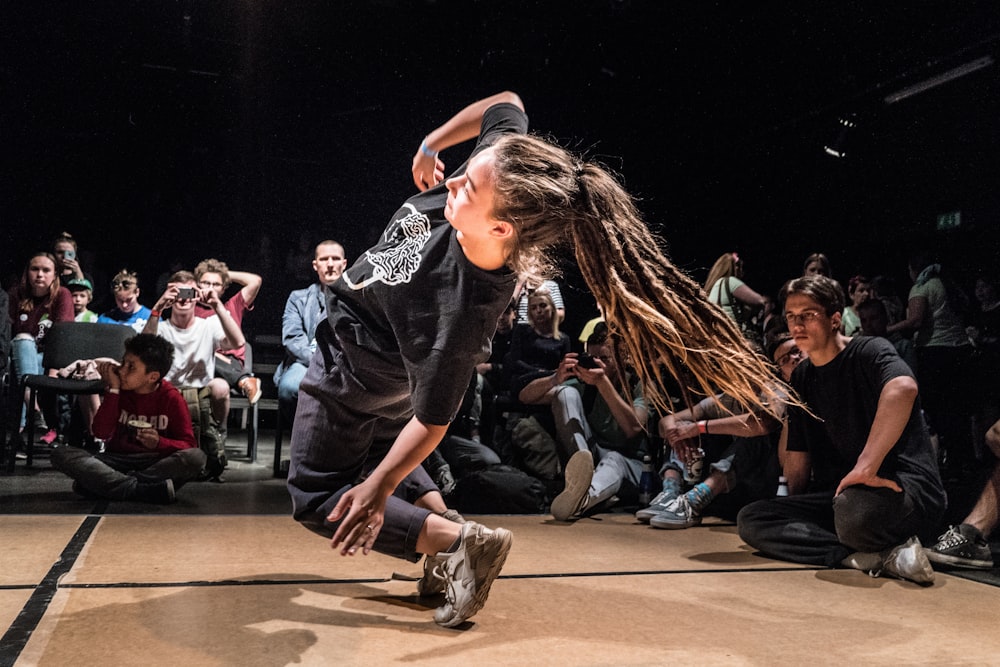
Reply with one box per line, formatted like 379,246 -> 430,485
637,332 -> 802,529
98,270 -> 153,333
144,270 -> 245,481
737,275 -> 946,585
193,259 -> 263,405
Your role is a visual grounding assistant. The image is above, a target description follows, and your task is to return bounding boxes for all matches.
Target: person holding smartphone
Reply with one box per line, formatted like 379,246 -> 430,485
143,271 -> 245,480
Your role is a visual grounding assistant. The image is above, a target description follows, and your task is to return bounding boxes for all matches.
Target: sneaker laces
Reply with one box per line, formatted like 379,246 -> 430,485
934,525 -> 968,550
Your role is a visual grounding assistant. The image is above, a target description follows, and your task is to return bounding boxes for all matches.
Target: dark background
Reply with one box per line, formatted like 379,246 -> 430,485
4,1 -> 1000,339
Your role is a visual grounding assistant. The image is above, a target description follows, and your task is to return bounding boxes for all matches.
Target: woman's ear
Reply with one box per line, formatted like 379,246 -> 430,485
491,220 -> 515,241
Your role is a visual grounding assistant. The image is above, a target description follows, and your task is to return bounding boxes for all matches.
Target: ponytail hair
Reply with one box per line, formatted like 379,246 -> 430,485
492,134 -> 790,419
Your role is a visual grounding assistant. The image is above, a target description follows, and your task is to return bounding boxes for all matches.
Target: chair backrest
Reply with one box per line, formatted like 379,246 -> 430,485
40,322 -> 136,371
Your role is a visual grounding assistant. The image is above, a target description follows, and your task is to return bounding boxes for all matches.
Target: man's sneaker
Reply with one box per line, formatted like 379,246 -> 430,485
635,487 -> 680,523
925,524 -> 994,570
649,495 -> 703,529
133,479 -> 176,504
878,536 -> 935,585
432,521 -> 513,627
238,376 -> 262,405
550,450 -> 594,521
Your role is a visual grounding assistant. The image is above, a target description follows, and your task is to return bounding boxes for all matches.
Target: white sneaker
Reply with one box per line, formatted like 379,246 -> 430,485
550,450 -> 594,521
878,536 -> 935,585
433,521 -> 513,627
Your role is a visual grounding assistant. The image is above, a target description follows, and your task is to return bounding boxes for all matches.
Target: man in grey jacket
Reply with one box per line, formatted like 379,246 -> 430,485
274,240 -> 347,411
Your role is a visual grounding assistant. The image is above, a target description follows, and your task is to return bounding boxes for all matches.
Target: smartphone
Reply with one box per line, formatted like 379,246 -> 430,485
64,249 -> 76,261
576,353 -> 600,369
176,287 -> 197,300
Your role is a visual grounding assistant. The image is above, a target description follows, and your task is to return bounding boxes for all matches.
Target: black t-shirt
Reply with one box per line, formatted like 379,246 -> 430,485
326,103 -> 527,425
787,336 -> 945,516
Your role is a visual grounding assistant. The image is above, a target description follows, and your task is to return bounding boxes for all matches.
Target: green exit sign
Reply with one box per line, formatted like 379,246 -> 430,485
936,211 -> 961,230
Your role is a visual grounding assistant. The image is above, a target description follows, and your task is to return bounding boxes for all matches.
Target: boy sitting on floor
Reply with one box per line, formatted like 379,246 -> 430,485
51,334 -> 205,503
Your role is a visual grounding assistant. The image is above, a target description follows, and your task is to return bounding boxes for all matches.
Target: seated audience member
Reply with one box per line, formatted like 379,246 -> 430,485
52,231 -> 94,287
519,325 -> 648,521
8,252 -> 74,442
475,300 -> 519,446
67,278 -> 98,322
841,274 -> 871,336
637,332 -> 801,528
506,289 -> 571,398
193,258 -> 263,404
274,240 -> 347,412
802,252 -> 832,278
871,274 -> 905,329
143,271 -> 245,479
50,334 -> 204,503
98,269 -> 153,333
737,275 -> 946,585
925,414 -> 1000,570
515,276 -> 565,324
577,301 -> 605,348
858,297 -> 915,370
705,252 -> 768,322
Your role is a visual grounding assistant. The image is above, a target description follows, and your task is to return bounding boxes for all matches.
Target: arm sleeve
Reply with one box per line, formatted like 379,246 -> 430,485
91,392 -> 122,442
282,292 -> 314,366
53,288 -> 75,322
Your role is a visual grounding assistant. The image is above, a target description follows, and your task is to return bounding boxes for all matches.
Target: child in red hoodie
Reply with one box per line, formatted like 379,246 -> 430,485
51,334 -> 205,503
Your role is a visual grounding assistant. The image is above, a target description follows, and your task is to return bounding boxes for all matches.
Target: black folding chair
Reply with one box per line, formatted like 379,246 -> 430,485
19,322 -> 136,467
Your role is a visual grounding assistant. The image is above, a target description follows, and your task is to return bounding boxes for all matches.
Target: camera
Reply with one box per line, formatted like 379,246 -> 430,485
176,287 -> 197,300
576,353 -> 600,369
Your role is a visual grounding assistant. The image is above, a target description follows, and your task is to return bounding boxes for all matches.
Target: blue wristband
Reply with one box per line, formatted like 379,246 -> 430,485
420,139 -> 438,158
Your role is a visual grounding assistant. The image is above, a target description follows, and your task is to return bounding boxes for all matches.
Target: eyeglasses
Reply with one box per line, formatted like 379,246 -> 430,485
111,280 -> 135,290
776,348 -> 804,366
198,280 -> 224,289
784,310 -> 824,326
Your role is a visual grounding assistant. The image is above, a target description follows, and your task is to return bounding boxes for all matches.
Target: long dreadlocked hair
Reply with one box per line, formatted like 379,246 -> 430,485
490,133 -> 791,419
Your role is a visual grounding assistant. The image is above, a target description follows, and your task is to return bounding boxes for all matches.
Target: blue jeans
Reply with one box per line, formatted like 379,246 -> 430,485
277,362 -> 306,404
11,338 -> 42,429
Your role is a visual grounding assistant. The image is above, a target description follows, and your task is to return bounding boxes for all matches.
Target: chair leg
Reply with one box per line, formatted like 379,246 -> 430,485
273,403 -> 284,478
247,403 -> 258,463
25,385 -> 36,467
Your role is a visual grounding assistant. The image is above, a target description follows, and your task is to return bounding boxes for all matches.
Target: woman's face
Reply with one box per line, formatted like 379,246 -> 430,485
975,278 -> 997,305
804,260 -> 827,277
528,296 -> 553,328
850,282 -> 871,308
28,256 -> 57,295
445,148 -> 501,248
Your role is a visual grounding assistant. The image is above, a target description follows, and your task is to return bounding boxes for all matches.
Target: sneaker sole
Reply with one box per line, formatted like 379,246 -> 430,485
924,549 -> 994,570
551,451 -> 594,521
649,515 -> 702,530
436,528 -> 513,628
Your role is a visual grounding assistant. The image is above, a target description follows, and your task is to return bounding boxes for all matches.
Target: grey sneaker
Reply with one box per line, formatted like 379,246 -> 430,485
635,487 -> 680,523
417,510 -> 468,596
878,536 -> 935,585
433,521 -> 513,628
649,495 -> 702,529
550,450 -> 594,521
418,554 -> 447,596
925,524 -> 994,570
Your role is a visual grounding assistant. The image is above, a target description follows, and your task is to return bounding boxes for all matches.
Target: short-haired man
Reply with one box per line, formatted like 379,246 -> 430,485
738,275 -> 947,585
193,258 -> 263,404
50,334 -> 205,503
143,270 -> 245,479
274,240 -> 347,411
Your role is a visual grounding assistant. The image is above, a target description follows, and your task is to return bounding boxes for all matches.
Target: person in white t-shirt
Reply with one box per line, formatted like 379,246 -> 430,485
143,270 -> 245,478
